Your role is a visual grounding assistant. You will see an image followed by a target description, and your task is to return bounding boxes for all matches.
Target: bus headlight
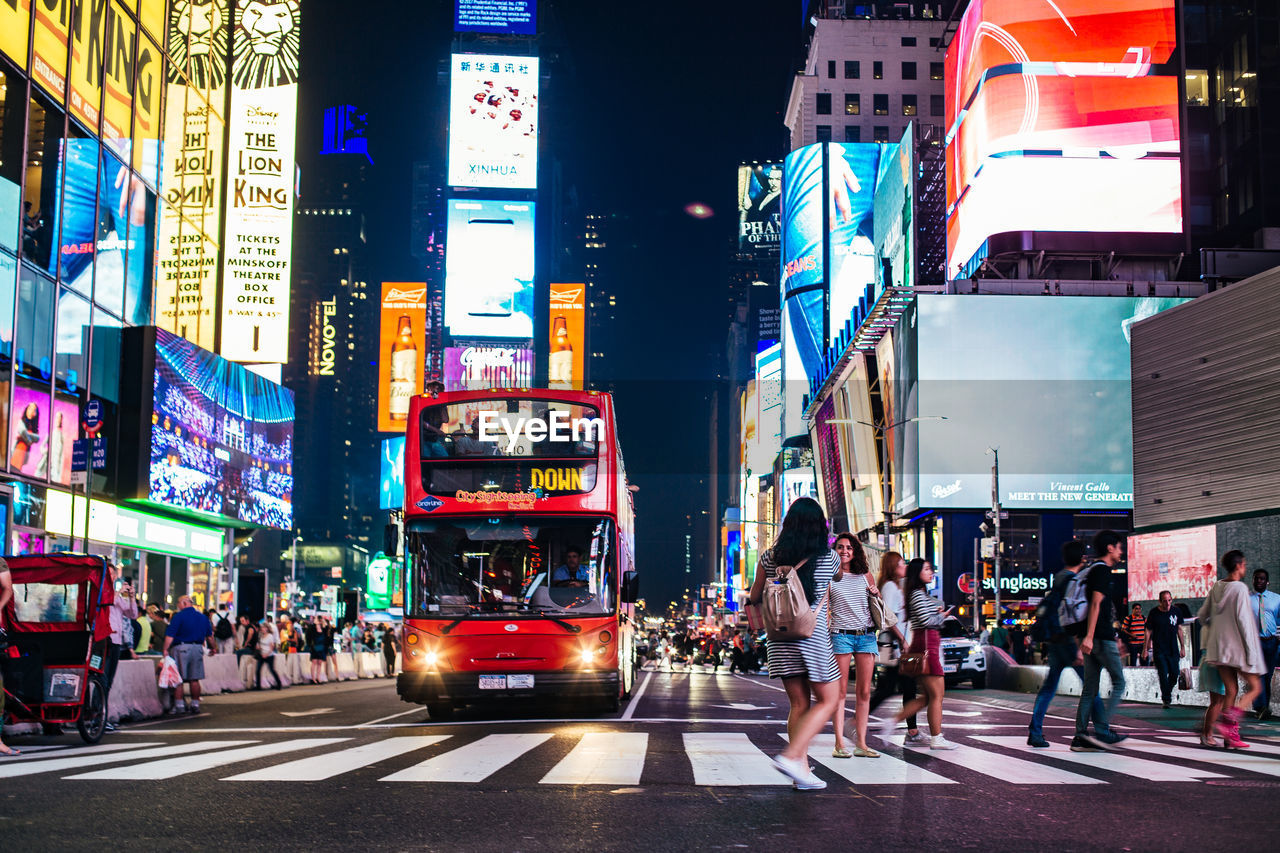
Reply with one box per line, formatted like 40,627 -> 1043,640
580,649 -> 597,664
424,651 -> 439,667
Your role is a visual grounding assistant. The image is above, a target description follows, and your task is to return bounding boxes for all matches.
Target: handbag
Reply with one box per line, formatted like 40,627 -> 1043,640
868,590 -> 898,631
898,634 -> 930,677
1178,665 -> 1194,691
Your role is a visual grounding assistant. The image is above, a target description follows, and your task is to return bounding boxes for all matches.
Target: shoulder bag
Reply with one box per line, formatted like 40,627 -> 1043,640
868,588 -> 898,632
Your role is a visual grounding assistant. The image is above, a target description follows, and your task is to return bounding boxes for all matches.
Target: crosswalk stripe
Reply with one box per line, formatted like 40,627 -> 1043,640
1161,735 -> 1280,757
64,738 -> 349,780
897,737 -> 1103,785
974,736 -> 1226,781
380,734 -> 549,783
224,736 -> 449,781
1119,738 -> 1280,778
786,734 -> 953,785
541,732 -> 648,785
3,741 -> 163,763
0,741 -> 255,779
684,732 -> 783,786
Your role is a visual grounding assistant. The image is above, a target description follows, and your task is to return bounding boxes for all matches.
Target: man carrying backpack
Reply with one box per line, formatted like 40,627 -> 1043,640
1070,530 -> 1129,751
213,606 -> 236,655
1027,540 -> 1104,747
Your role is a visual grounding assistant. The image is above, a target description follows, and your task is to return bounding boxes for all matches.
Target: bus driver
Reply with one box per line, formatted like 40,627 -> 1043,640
552,547 -> 589,588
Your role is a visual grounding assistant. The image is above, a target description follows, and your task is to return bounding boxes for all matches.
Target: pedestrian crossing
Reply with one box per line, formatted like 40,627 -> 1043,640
9,730 -> 1280,788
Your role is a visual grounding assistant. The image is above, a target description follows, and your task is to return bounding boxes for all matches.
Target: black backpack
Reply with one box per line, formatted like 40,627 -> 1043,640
214,614 -> 234,640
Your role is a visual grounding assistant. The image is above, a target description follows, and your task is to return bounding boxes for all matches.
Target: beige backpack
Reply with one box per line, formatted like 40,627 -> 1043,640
762,557 -> 821,641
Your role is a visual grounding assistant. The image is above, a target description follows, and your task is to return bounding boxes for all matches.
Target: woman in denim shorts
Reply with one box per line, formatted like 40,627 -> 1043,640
827,533 -> 882,758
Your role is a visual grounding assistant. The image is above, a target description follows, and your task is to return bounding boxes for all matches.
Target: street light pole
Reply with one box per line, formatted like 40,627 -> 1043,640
988,448 -> 1002,626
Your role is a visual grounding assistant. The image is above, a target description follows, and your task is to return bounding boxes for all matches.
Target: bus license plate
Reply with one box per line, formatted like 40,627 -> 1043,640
507,674 -> 534,689
478,675 -> 506,690
943,664 -> 958,673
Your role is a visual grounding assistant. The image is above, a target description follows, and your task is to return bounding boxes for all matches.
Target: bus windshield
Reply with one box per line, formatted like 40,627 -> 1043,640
407,516 -> 616,619
421,398 -> 601,459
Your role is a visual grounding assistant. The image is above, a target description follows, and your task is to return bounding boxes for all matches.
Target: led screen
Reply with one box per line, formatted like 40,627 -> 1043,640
9,383 -> 77,485
1128,525 -> 1217,601
738,162 -> 782,257
454,0 -> 536,34
444,342 -> 534,392
912,294 -> 1185,510
945,0 -> 1181,277
380,437 -> 405,510
448,54 -> 539,189
377,283 -> 428,432
548,283 -> 585,389
445,200 -> 535,338
149,328 -> 294,528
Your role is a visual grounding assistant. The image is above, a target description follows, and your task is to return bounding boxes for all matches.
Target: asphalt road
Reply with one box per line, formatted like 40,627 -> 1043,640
2,667 -> 1276,851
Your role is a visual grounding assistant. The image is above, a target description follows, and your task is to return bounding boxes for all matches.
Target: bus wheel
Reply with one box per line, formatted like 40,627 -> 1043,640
427,703 -> 454,721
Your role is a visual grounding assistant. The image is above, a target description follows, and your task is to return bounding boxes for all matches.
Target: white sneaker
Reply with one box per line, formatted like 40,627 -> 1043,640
930,734 -> 958,750
903,731 -> 931,746
793,772 -> 827,791
770,754 -> 810,784
877,717 -> 899,744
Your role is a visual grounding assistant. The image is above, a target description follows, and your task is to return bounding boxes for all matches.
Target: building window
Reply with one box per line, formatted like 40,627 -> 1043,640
930,61 -> 944,81
902,94 -> 917,116
816,92 -> 832,115
815,125 -> 832,142
844,60 -> 859,79
845,93 -> 860,115
902,61 -> 917,80
1185,69 -> 1209,105
873,61 -> 883,80
827,60 -> 836,79
873,94 -> 888,116
844,125 -> 860,143
931,94 -> 944,116
929,37 -> 940,47
873,125 -> 889,143
901,36 -> 917,47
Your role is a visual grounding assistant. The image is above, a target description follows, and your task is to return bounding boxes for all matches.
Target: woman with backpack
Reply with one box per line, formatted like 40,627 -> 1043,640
746,497 -> 840,791
878,558 -> 959,750
827,533 -> 881,758
1198,549 -> 1265,748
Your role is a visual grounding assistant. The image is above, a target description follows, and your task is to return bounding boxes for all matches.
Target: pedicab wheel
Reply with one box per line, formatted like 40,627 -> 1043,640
77,674 -> 108,744
426,702 -> 454,721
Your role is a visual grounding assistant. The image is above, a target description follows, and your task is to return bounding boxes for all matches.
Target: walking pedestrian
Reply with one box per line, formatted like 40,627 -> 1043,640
1143,591 -> 1186,708
746,497 -> 840,791
868,552 -> 927,746
308,616 -> 329,683
1199,550 -> 1266,748
0,557 -> 18,755
162,595 -> 217,714
1248,568 -> 1280,719
878,558 -> 958,750
382,623 -> 399,675
827,533 -> 880,758
1070,530 -> 1128,752
1120,603 -> 1148,666
1028,540 -> 1104,747
256,620 -> 283,690
213,606 -> 236,655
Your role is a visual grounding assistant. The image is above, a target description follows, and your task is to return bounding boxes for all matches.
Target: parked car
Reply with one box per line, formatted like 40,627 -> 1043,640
939,618 -> 987,689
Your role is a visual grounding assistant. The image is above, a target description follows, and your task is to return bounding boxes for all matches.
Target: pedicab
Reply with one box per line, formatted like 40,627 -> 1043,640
1,555 -> 113,744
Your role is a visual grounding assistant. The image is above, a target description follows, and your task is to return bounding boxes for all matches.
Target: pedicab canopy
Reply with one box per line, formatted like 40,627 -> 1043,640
2,555 -> 113,641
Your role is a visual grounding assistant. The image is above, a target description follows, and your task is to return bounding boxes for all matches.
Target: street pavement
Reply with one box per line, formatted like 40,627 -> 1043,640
1,667 -> 1276,851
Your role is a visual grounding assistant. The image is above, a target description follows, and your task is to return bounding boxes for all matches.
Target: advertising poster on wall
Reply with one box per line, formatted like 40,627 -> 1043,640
914,294 -> 1186,510
219,0 -> 300,364
454,0 -> 536,34
548,283 -> 585,389
0,0 -> 29,71
945,0 -> 1181,276
1128,525 -> 1218,601
737,163 -> 782,257
31,0 -> 69,102
67,0 -> 104,131
9,383 -> 77,484
378,282 -> 428,433
443,341 -> 534,392
380,436 -> 405,510
448,53 -> 539,189
445,199 -> 535,338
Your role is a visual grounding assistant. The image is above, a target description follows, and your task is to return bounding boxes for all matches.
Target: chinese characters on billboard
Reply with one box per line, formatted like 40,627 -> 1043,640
945,0 -> 1181,276
548,283 -> 585,389
219,0 -> 300,363
1128,526 -> 1218,601
737,163 -> 781,257
448,54 -> 539,189
378,283 -> 428,433
445,199 -> 535,338
444,342 -> 534,392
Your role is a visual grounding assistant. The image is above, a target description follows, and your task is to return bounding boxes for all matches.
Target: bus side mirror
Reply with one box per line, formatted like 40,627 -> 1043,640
621,571 -> 639,603
384,524 -> 399,558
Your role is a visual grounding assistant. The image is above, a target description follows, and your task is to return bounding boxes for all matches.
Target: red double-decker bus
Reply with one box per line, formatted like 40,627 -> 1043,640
396,389 -> 639,718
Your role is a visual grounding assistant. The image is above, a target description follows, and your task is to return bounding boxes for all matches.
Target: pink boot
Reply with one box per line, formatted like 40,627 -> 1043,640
1218,706 -> 1251,749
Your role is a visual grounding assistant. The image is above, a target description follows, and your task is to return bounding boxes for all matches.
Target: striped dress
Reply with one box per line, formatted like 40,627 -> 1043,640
761,548 -> 840,683
828,572 -> 874,631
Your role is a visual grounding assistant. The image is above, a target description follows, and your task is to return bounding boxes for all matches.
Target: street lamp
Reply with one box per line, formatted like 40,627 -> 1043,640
827,416 -> 947,549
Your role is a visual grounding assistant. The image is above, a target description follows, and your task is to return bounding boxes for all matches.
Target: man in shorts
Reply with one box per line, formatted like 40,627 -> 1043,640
162,596 -> 217,714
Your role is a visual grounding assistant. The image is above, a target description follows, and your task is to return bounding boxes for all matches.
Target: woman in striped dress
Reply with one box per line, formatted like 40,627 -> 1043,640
746,497 -> 840,791
877,558 -> 958,750
828,533 -> 881,758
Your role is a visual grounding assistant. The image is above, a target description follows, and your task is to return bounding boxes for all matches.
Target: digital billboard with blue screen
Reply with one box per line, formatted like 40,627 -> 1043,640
381,437 -> 406,510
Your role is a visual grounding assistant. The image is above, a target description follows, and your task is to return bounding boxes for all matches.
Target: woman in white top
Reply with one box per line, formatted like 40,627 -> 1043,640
827,533 -> 881,758
867,552 -> 926,745
1199,549 -> 1266,748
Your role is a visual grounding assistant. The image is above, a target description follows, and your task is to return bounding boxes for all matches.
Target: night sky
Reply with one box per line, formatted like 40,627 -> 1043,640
304,0 -> 801,607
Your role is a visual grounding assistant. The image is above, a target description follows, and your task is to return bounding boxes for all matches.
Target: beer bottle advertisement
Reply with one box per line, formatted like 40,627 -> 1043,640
378,282 -> 429,432
547,283 -> 586,389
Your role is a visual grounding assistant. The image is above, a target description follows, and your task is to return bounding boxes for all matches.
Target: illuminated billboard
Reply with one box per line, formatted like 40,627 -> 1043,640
455,0 -> 536,34
444,342 -> 534,392
445,199 -> 535,338
548,283 -> 585,389
738,163 -> 782,257
912,294 -> 1186,511
219,0 -> 301,364
945,0 -> 1181,276
448,53 -> 539,189
380,437 -> 406,510
1128,526 -> 1218,600
378,283 -> 428,433
309,297 -> 338,377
